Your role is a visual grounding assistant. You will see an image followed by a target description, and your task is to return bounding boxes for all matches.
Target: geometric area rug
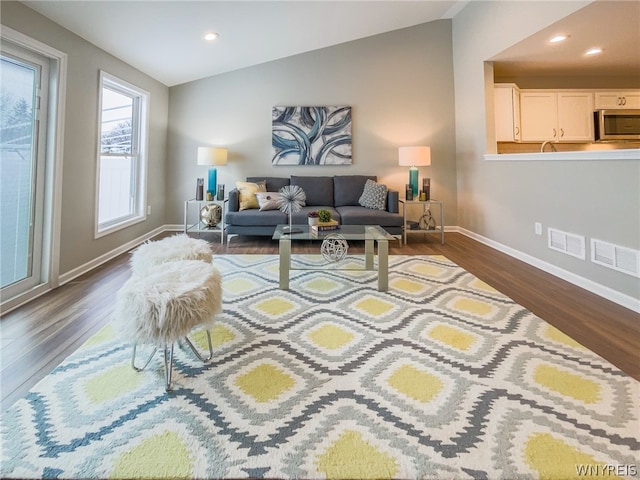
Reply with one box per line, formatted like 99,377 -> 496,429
1,254 -> 638,479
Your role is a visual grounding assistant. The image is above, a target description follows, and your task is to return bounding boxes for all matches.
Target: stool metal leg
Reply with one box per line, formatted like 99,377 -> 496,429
183,330 -> 214,362
163,343 -> 174,392
131,343 -> 158,372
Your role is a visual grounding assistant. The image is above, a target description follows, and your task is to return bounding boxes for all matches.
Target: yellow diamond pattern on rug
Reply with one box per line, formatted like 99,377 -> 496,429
83,362 -> 143,404
1,254 -> 637,480
254,297 -> 296,316
315,430 -> 398,479
235,363 -> 295,403
308,323 -> 354,350
387,364 -> 443,403
353,295 -> 395,316
111,431 -> 192,479
428,324 -> 477,351
524,433 -> 612,480
534,363 -> 601,404
452,297 -> 495,317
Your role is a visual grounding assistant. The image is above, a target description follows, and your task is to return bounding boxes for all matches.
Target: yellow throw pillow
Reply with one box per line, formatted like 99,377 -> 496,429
236,181 -> 266,210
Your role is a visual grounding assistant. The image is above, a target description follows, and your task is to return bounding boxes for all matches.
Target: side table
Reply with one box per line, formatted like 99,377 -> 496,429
400,199 -> 444,245
184,199 -> 227,244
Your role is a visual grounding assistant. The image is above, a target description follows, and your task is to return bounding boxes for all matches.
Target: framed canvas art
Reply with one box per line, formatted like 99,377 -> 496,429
272,106 -> 352,166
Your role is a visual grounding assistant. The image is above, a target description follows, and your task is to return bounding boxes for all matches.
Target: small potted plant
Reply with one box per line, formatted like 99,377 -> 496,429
308,211 -> 319,226
318,209 -> 332,223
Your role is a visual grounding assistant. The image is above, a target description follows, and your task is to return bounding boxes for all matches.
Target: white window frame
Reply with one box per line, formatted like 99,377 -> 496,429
95,71 -> 148,238
0,26 -> 66,315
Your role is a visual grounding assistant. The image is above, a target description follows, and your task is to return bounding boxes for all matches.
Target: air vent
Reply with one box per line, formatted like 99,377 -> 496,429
547,228 -> 585,260
591,239 -> 640,278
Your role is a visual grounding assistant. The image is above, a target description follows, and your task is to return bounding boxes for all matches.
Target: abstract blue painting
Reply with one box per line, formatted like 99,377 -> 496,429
272,106 -> 352,166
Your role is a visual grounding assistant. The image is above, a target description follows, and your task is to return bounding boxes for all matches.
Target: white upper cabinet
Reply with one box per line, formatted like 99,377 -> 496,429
595,91 -> 640,109
520,90 -> 594,142
494,84 -> 521,142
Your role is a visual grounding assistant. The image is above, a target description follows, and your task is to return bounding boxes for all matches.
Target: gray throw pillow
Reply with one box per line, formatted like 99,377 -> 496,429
358,179 -> 387,210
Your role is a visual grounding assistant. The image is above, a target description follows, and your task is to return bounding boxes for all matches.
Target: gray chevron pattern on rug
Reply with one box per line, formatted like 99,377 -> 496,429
1,254 -> 638,479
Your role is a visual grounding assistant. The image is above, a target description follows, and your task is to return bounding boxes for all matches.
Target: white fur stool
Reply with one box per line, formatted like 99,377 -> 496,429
114,259 -> 222,391
130,234 -> 213,275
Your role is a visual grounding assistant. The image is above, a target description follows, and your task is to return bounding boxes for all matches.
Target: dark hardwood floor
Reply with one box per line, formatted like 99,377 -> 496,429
2,232 -> 638,412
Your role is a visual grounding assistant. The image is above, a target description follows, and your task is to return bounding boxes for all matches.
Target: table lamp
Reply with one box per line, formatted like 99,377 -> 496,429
399,146 -> 431,197
197,147 -> 227,196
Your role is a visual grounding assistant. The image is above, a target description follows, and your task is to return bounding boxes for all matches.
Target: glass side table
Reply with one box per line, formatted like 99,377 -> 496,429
399,198 -> 444,245
183,198 -> 227,245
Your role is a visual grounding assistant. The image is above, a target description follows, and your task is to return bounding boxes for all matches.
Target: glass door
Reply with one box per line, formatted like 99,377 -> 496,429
1,43 -> 48,299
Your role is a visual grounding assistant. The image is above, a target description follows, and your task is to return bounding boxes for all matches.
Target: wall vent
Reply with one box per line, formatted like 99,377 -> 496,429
591,239 -> 640,278
547,228 -> 585,260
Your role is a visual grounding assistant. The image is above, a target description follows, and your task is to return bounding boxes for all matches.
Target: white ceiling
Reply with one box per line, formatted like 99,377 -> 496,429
22,0 -> 465,86
22,0 -> 640,87
491,1 -> 640,78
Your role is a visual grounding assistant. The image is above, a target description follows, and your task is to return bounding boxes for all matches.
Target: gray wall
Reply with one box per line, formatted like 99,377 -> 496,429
452,1 -> 640,300
167,21 -> 457,226
1,1 -> 169,275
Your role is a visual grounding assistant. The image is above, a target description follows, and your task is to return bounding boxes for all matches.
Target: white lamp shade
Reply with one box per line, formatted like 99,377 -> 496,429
398,146 -> 431,166
197,147 -> 228,166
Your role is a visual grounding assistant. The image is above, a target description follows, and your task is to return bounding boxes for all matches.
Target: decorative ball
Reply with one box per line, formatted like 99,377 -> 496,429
418,209 -> 437,230
200,203 -> 222,227
321,234 -> 348,263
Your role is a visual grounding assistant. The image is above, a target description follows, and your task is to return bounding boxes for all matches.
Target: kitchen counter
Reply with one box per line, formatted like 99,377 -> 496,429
484,149 -> 640,162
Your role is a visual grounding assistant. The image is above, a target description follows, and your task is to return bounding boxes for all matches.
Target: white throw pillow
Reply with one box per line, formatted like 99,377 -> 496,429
255,192 -> 282,211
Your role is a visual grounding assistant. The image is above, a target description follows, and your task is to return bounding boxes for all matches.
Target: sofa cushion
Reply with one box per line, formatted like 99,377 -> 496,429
336,206 -> 403,227
235,181 -> 266,210
226,209 -> 287,226
290,175 -> 333,206
333,175 -> 376,207
359,179 -> 388,210
247,176 -> 290,192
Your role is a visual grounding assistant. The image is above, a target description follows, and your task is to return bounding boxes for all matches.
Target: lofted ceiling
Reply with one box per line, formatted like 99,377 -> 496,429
22,0 -> 465,86
21,0 -> 640,87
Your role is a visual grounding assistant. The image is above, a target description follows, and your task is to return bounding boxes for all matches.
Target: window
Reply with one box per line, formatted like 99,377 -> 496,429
96,71 -> 148,236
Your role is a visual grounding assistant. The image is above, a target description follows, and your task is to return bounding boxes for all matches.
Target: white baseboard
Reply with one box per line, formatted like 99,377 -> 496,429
58,226 -> 166,285
455,227 -> 640,314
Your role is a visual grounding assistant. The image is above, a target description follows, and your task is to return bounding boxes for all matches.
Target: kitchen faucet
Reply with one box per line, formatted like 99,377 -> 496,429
540,140 -> 557,152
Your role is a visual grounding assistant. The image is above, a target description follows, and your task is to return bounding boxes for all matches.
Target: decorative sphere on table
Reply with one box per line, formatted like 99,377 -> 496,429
200,204 -> 222,227
321,234 -> 348,263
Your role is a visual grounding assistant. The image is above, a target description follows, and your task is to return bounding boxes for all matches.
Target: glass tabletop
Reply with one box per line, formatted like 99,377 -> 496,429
273,224 -> 393,241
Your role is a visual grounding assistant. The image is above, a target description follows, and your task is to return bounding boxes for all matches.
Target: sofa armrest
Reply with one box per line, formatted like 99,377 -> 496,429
387,190 -> 399,213
228,188 -> 240,212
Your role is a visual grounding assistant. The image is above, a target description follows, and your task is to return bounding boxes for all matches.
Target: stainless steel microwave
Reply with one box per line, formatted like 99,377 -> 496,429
594,109 -> 640,141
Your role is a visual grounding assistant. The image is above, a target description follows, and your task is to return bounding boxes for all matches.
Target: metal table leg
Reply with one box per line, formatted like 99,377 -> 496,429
377,239 -> 389,292
279,237 -> 291,289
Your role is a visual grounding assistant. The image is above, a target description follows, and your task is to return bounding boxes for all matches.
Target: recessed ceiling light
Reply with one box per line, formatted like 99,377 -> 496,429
549,34 -> 570,43
204,32 -> 219,41
585,47 -> 603,56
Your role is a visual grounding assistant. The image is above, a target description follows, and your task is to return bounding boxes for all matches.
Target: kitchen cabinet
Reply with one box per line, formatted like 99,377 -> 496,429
520,90 -> 594,142
595,91 -> 640,109
494,84 -> 521,141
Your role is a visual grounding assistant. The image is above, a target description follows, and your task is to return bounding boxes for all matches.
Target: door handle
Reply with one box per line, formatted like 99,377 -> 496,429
560,128 -> 564,138
553,128 -> 557,138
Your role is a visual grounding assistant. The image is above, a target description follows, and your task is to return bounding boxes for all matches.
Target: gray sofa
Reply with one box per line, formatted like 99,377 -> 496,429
225,175 -> 403,239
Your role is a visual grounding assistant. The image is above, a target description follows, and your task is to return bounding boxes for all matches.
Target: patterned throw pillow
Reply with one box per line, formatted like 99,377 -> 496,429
255,192 -> 282,211
358,179 -> 388,210
236,181 -> 266,210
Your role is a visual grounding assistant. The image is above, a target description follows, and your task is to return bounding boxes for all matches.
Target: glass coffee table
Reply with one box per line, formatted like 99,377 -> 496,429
272,224 -> 393,292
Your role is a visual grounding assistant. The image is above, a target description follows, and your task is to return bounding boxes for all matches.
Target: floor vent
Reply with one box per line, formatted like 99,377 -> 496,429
591,239 -> 640,278
547,228 -> 585,259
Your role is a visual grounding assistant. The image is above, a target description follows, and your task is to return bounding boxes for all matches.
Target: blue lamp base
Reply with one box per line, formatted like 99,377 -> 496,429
207,167 -> 217,196
409,167 -> 419,197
